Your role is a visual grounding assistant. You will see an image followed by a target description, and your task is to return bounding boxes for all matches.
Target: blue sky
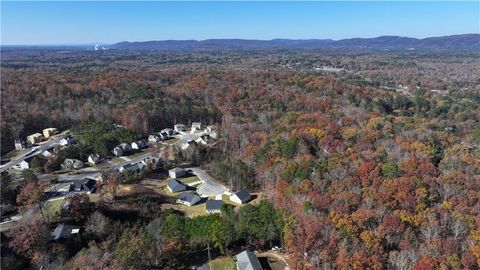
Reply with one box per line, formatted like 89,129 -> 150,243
1,1 -> 479,45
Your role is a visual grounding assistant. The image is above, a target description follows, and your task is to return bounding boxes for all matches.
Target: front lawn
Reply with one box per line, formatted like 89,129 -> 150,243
209,257 -> 236,270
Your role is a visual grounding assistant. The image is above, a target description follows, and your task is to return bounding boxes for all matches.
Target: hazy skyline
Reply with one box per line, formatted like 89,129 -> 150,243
1,1 -> 479,45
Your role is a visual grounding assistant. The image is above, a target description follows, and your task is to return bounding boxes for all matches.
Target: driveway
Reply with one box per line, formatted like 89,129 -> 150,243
187,167 -> 227,197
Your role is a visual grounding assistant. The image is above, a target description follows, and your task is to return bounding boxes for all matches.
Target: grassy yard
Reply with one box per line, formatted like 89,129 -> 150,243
178,175 -> 201,185
42,194 -> 100,222
209,257 -> 236,270
163,137 -> 180,144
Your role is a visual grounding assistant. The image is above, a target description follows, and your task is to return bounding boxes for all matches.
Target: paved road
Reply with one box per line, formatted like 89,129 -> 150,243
187,167 -> 227,197
0,135 -> 66,173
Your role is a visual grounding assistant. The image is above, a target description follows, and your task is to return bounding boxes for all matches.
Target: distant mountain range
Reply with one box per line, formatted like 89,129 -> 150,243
109,34 -> 480,51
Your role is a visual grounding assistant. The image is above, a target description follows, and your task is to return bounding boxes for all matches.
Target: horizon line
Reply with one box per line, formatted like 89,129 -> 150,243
1,33 -> 479,47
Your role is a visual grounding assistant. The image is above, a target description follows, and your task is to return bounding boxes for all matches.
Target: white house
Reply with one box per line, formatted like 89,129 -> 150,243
14,139 -> 31,151
87,154 -> 105,165
131,140 -> 148,150
230,190 -> 251,205
59,136 -> 75,146
169,167 -> 186,178
191,122 -> 202,131
17,159 -> 31,170
174,124 -> 186,132
148,134 -> 161,143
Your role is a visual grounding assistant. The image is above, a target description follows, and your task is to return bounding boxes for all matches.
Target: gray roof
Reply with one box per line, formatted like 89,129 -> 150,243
51,224 -> 78,240
167,179 -> 186,192
178,192 -> 201,204
170,167 -> 184,173
206,200 -> 223,211
68,178 -> 96,193
234,190 -> 251,203
235,250 -> 262,270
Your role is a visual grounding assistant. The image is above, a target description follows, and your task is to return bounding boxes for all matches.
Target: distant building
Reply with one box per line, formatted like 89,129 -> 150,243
177,192 -> 201,206
235,250 -> 262,270
195,134 -> 213,145
174,124 -> 186,132
167,179 -> 187,193
159,131 -> 170,141
27,133 -> 43,144
14,138 -> 31,151
206,200 -> 223,214
191,122 -> 202,131
120,143 -> 132,152
161,128 -> 175,136
61,159 -> 85,170
119,162 -> 145,173
131,140 -> 148,150
16,157 -> 33,170
148,134 -> 162,143
68,178 -> 97,194
51,224 -> 80,241
59,135 -> 75,146
87,154 -> 105,165
181,140 -> 197,150
169,167 -> 186,178
43,128 -> 59,138
230,190 -> 251,205
112,146 -> 124,157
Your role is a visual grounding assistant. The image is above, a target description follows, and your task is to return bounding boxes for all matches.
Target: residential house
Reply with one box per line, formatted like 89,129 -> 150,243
59,135 -> 75,146
181,140 -> 197,150
14,138 -> 31,151
131,139 -> 148,150
119,162 -> 144,173
27,133 -> 43,144
159,131 -> 170,141
169,167 -> 186,178
167,179 -> 187,193
120,143 -> 132,152
43,128 -> 59,138
44,178 -> 97,198
17,157 -> 33,170
113,146 -> 124,157
230,190 -> 251,205
41,147 -> 56,158
235,250 -> 262,270
161,128 -> 175,136
206,200 -> 223,214
61,159 -> 85,170
87,154 -> 105,165
177,192 -> 201,206
68,178 -> 97,194
195,134 -> 213,145
191,122 -> 202,131
148,134 -> 162,143
51,224 -> 80,241
174,124 -> 186,132
205,125 -> 218,139
141,157 -> 160,169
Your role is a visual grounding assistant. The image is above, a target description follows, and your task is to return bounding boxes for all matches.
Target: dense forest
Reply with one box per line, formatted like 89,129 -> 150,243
1,48 -> 480,269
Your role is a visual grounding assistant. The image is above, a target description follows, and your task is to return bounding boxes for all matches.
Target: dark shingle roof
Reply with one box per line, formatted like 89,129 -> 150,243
68,178 -> 96,193
235,250 -> 262,270
178,192 -> 201,204
206,200 -> 223,211
234,189 -> 251,203
167,179 -> 186,192
170,167 -> 184,173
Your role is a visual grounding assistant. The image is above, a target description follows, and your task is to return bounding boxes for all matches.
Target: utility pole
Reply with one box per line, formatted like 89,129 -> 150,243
207,242 -> 211,262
